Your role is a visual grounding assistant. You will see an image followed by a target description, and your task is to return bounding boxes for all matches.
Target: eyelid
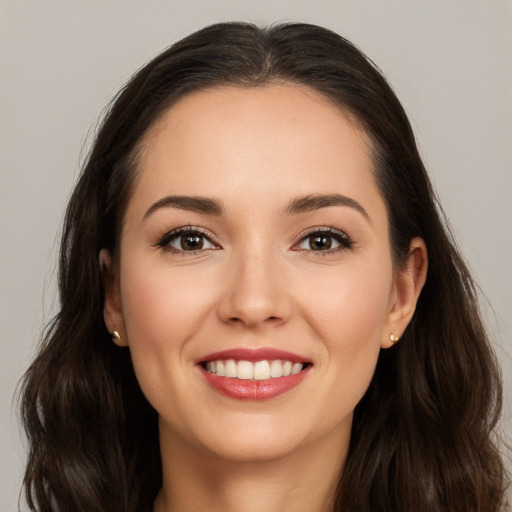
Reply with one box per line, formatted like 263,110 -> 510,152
292,226 -> 355,252
153,224 -> 353,254
155,225 -> 221,252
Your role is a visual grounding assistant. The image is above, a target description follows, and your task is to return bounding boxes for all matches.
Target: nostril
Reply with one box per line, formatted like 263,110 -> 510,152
226,315 -> 282,327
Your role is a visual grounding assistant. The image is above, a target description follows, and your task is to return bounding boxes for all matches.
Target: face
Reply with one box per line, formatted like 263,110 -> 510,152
104,84 -> 423,464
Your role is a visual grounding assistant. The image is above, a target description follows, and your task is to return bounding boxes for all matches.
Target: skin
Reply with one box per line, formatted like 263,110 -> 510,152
103,84 -> 427,512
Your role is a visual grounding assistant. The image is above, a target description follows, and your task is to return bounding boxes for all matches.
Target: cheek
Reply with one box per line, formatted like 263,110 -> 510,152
118,258 -> 218,399
300,259 -> 392,346
298,259 -> 392,407
120,260 -> 214,344
117,258 -> 226,431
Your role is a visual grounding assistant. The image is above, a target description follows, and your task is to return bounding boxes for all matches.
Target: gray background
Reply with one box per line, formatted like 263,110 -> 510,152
1,1 -> 511,510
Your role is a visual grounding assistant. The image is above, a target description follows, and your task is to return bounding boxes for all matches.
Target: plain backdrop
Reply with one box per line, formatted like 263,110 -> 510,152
1,1 -> 511,510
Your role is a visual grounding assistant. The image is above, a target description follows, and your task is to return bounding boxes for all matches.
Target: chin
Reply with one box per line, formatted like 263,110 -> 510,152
181,409 -> 351,465
202,430 -> 308,463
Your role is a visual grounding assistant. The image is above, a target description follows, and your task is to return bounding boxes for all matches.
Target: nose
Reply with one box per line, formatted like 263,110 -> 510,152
217,247 -> 292,328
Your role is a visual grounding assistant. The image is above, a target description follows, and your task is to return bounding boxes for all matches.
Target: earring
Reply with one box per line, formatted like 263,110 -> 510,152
389,333 -> 400,344
111,330 -> 121,340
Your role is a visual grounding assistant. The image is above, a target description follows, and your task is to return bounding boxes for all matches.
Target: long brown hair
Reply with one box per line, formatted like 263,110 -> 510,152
20,22 -> 508,511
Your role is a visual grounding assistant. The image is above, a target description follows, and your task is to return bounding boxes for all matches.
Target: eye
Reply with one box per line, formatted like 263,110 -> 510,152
295,228 -> 354,252
157,227 -> 218,253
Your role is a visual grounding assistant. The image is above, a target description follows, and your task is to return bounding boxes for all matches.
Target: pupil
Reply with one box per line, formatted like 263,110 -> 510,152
181,234 -> 203,250
311,235 -> 331,250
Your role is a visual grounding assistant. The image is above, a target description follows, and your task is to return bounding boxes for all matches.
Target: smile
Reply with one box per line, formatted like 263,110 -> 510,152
203,359 -> 305,380
198,348 -> 312,400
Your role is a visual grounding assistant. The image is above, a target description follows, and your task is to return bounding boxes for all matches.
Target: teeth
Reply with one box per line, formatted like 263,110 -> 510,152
253,360 -> 271,380
291,362 -> 303,375
203,359 -> 306,380
270,359 -> 283,377
237,360 -> 253,380
225,359 -> 237,378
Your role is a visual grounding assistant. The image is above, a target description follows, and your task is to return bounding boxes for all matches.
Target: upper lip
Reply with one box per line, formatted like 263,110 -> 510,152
197,347 -> 310,364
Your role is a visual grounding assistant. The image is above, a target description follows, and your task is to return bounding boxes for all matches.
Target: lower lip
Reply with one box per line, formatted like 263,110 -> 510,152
201,366 -> 311,400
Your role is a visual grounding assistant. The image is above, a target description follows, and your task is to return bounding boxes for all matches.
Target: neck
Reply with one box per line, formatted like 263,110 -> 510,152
154,424 -> 349,512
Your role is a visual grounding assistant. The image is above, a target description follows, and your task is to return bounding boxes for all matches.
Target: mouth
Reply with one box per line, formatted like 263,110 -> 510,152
201,359 -> 310,380
197,348 -> 312,400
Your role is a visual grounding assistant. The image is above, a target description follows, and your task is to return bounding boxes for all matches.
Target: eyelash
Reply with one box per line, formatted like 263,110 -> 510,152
155,226 -> 355,255
293,227 -> 355,254
155,226 -> 220,255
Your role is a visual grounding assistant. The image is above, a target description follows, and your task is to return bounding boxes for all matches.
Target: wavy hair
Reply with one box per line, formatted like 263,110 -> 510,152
20,22 -> 508,511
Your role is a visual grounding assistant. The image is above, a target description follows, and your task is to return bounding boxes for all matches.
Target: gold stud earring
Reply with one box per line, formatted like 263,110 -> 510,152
111,330 -> 121,340
390,334 -> 400,344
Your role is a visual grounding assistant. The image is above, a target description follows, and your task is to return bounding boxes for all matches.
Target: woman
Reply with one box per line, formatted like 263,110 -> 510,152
20,22 -> 508,511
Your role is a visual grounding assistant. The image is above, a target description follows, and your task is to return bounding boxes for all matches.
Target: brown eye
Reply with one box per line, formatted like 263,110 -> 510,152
295,229 -> 354,253
160,229 -> 217,252
308,235 -> 332,251
180,234 -> 204,250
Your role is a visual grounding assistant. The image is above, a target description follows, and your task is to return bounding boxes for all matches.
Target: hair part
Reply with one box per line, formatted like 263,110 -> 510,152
20,21 -> 508,511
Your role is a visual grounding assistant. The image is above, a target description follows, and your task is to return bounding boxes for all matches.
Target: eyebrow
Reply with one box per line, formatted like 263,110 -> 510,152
285,193 -> 370,221
144,195 -> 224,219
143,193 -> 370,222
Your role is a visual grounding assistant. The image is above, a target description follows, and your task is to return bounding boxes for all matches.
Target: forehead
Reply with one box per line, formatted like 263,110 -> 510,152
129,84 -> 383,220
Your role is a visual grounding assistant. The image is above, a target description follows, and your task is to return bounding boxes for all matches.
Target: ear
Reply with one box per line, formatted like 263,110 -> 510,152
100,248 -> 128,347
381,237 -> 428,349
